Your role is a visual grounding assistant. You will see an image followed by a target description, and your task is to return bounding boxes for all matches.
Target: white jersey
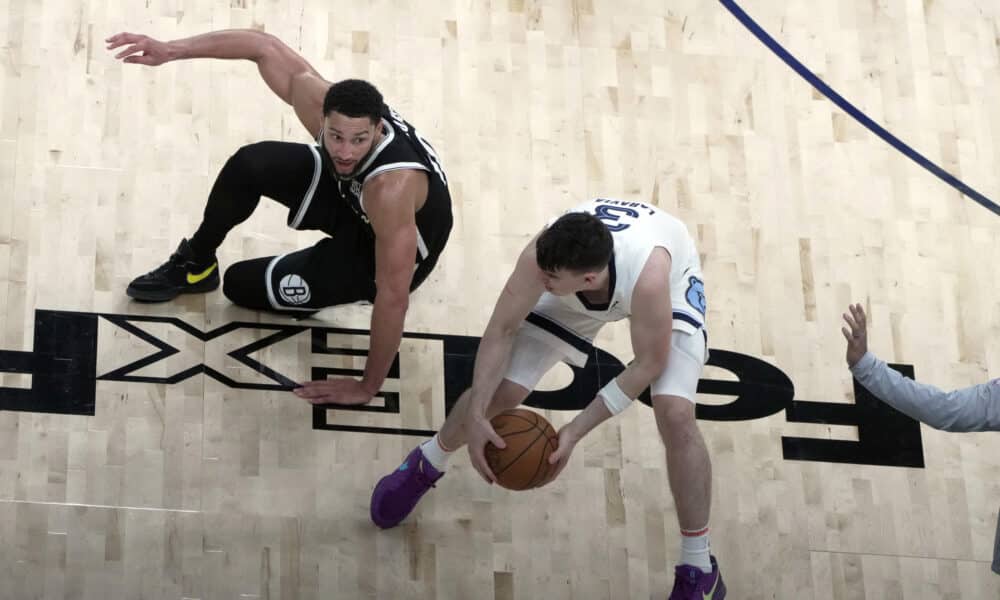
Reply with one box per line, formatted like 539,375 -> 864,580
522,198 -> 706,366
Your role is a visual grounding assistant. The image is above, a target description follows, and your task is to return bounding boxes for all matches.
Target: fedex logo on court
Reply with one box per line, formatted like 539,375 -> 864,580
0,309 -> 922,468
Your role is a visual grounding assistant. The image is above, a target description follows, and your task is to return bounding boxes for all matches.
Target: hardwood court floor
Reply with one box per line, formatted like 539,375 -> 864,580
1,0 -> 998,598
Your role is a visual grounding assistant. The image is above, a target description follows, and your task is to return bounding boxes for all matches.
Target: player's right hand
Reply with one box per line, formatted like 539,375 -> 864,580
106,32 -> 174,66
465,415 -> 505,484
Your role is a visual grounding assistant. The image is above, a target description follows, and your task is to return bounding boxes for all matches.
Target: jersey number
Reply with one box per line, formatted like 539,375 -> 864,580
593,205 -> 640,232
388,108 -> 448,186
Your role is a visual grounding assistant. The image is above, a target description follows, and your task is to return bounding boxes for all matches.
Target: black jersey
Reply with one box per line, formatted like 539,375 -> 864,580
317,104 -> 452,265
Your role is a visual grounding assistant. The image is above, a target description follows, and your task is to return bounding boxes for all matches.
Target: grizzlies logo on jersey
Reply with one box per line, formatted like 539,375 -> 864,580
685,276 -> 706,316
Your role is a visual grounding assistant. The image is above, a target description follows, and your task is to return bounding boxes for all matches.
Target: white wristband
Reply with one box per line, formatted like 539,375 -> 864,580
599,378 -> 633,415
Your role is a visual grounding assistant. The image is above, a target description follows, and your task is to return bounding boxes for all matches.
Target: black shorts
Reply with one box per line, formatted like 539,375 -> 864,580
221,142 -> 451,313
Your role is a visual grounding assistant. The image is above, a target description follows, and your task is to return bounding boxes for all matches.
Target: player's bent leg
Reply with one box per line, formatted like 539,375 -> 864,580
651,329 -> 725,599
650,330 -> 713,531
655,395 -> 725,599
433,336 -> 559,466
438,379 -> 532,449
128,142 -> 323,303
191,142 -> 328,254
222,240 -> 376,315
370,335 -> 560,529
653,396 -> 712,530
370,380 -> 532,530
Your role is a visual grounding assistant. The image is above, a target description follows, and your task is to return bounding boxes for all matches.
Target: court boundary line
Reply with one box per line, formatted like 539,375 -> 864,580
720,0 -> 1000,217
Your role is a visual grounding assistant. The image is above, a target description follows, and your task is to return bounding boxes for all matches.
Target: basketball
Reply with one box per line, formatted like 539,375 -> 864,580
484,408 -> 560,490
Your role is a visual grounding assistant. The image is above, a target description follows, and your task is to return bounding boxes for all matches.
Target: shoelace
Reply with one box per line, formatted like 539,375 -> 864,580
411,469 -> 440,490
145,252 -> 184,277
390,461 -> 440,495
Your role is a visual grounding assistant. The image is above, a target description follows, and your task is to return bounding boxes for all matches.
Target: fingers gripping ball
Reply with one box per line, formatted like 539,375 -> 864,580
485,408 -> 559,490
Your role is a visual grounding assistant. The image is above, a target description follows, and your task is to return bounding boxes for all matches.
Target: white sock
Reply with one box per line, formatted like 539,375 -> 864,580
419,434 -> 454,471
679,525 -> 712,573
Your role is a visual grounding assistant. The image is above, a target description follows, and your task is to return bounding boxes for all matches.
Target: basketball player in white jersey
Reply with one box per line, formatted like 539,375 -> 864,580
305,199 -> 727,598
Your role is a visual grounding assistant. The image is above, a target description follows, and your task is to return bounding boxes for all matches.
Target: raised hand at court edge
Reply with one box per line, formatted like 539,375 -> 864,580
841,303 -> 869,368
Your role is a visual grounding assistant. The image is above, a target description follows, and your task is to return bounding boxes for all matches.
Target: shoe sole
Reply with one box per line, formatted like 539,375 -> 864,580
126,278 -> 220,302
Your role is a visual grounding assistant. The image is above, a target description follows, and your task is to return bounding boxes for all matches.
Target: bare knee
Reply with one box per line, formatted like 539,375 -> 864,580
653,395 -> 698,440
440,380 -> 532,448
446,380 -> 531,423
485,379 -> 532,417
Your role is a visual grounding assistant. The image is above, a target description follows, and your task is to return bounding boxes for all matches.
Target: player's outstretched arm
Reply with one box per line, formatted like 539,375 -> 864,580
464,240 -> 546,483
843,303 -> 1000,432
468,242 -> 546,415
106,30 -> 329,137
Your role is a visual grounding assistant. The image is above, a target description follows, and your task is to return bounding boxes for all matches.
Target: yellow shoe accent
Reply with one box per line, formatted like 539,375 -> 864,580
702,573 -> 719,600
186,263 -> 217,285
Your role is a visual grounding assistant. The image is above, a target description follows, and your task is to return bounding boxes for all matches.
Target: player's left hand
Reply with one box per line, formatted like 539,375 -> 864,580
841,303 -> 869,368
540,424 -> 581,486
293,378 -> 374,405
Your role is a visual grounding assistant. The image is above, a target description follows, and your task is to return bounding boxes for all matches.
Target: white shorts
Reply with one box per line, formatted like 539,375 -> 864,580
505,327 -> 708,403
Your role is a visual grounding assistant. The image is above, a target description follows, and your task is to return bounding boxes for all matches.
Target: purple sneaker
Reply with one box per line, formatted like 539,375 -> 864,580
668,556 -> 726,600
370,445 -> 444,529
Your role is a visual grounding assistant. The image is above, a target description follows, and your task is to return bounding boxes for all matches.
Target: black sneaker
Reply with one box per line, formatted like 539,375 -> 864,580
126,239 -> 220,302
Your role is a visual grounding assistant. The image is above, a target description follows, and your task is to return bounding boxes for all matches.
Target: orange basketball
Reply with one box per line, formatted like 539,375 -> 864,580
484,408 -> 560,490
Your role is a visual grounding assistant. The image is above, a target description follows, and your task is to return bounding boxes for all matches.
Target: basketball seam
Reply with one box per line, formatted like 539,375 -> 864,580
525,431 -> 553,489
503,413 -> 540,428
493,428 -> 547,485
536,428 -> 560,488
494,423 -> 537,436
487,429 -> 540,473
487,410 -> 543,475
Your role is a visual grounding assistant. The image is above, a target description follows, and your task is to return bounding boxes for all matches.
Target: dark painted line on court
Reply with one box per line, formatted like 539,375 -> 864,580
720,0 -> 1000,217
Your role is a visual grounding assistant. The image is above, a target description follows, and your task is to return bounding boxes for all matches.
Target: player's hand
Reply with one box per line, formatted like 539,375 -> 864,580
466,414 -> 504,484
841,303 -> 869,367
293,378 -> 374,406
540,423 -> 581,486
106,32 -> 174,66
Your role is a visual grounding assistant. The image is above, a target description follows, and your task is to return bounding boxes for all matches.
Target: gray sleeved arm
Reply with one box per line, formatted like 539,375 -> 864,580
849,352 -> 1000,432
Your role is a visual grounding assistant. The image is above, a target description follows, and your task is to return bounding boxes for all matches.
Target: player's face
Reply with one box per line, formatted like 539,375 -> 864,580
540,269 -> 591,296
323,112 -> 380,176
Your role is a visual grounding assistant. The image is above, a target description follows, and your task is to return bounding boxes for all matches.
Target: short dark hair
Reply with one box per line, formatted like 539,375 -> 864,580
322,79 -> 384,123
535,212 -> 613,273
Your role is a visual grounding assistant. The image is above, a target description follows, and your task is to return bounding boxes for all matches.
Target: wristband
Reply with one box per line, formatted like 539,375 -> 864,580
599,378 -> 633,415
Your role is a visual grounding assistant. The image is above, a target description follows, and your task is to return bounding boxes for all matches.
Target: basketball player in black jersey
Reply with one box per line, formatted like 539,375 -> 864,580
107,29 -> 452,405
